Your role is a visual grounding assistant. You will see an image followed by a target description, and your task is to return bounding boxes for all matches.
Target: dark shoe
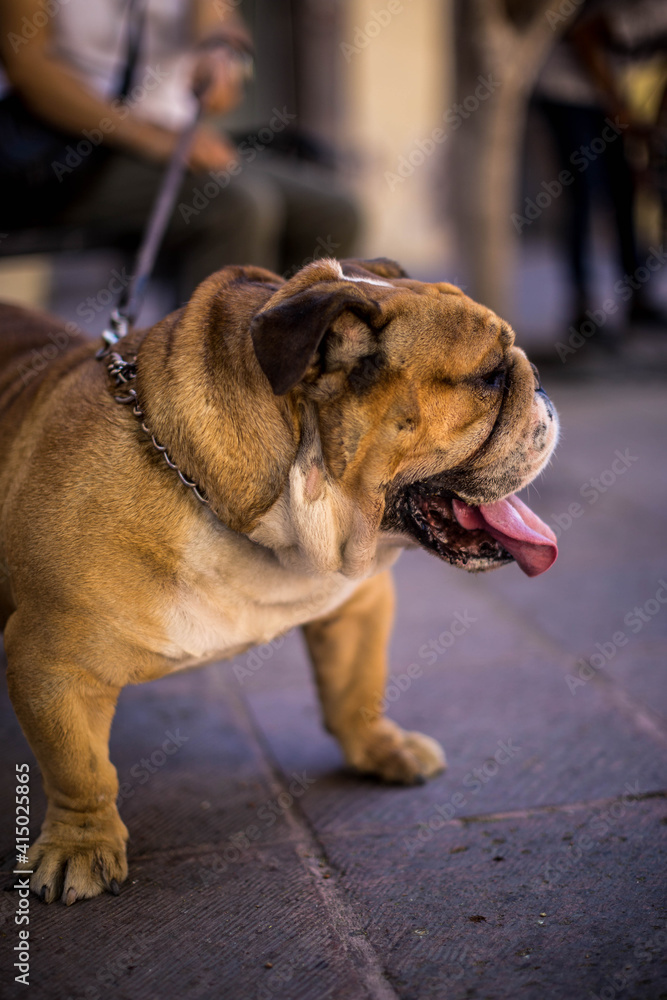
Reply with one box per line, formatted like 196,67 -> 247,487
628,298 -> 667,330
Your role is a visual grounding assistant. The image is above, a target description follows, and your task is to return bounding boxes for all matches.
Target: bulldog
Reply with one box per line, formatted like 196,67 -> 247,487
0,257 -> 558,905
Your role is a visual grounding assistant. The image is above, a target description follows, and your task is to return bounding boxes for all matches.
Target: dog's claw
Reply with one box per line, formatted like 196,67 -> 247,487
25,821 -> 128,904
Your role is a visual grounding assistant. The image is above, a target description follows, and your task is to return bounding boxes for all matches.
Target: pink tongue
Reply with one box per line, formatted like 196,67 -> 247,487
452,495 -> 557,577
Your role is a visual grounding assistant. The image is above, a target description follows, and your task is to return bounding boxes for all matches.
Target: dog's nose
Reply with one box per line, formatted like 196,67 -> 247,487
531,363 -> 555,421
536,386 -> 554,421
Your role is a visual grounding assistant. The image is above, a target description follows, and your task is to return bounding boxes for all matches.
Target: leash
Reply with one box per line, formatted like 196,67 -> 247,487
98,36 -> 253,348
97,95 -> 205,354
95,83 -> 212,507
96,39 -> 254,508
95,75 -> 214,504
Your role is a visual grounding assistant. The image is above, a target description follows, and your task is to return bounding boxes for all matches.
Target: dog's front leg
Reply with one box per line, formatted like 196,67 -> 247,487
302,571 -> 446,784
5,613 -> 128,904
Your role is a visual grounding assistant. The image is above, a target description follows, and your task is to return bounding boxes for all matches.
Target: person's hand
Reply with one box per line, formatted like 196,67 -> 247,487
186,124 -> 238,173
126,121 -> 237,174
613,102 -> 652,139
127,121 -> 181,164
193,49 -> 247,115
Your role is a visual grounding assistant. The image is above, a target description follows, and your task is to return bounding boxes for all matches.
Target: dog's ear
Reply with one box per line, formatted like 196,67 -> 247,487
342,257 -> 409,279
250,283 -> 382,395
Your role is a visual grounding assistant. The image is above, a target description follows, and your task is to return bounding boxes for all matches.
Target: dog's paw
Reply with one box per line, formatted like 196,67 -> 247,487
20,813 -> 129,905
349,720 -> 446,785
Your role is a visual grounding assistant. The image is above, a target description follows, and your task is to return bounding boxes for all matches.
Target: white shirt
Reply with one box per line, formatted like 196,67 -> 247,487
51,0 -> 198,130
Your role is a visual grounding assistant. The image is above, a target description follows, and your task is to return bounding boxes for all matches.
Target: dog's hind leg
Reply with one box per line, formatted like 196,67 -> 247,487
5,611 -> 128,905
302,571 -> 446,785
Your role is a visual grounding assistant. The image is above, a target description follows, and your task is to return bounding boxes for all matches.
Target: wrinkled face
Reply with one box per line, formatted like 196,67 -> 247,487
250,258 -> 558,576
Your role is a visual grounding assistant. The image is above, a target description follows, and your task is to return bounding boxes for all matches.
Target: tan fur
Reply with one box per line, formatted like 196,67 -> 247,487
0,258 -> 558,905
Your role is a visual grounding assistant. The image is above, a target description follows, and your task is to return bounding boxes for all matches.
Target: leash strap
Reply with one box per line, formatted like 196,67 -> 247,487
117,0 -> 148,102
99,29 -> 254,348
109,101 -> 204,334
94,38 -> 252,512
99,88 -> 205,350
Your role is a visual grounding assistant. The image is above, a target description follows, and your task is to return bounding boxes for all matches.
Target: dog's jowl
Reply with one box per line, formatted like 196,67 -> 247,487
0,257 -> 558,904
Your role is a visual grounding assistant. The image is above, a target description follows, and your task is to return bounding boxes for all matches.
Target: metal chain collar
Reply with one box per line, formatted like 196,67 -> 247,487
98,315 -> 209,507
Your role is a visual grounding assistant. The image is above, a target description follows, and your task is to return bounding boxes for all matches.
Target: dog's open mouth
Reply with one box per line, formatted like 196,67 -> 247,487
391,484 -> 558,577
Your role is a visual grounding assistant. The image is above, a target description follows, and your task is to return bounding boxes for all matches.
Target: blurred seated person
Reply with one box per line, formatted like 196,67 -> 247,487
0,0 -> 360,302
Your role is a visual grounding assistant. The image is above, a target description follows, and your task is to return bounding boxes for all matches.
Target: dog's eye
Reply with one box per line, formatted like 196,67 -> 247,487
480,366 -> 506,390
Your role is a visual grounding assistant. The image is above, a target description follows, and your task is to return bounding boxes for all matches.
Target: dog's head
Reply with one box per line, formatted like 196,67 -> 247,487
242,256 -> 558,579
150,257 -> 557,578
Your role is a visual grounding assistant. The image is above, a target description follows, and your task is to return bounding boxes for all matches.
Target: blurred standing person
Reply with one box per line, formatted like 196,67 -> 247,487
533,0 -> 667,331
0,0 -> 360,300
651,82 -> 667,245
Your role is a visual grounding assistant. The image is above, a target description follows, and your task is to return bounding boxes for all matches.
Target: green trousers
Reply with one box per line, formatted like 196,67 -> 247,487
55,150 -> 361,301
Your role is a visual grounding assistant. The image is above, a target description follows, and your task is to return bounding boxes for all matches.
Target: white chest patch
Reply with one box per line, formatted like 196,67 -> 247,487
157,400 -> 402,671
158,519 -> 362,670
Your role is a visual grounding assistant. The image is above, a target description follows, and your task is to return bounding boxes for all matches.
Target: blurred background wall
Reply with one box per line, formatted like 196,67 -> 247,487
1,0 -> 666,371
223,0 -> 453,275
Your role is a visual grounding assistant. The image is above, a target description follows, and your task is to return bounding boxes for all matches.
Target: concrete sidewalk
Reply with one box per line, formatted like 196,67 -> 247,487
1,378 -> 666,1000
